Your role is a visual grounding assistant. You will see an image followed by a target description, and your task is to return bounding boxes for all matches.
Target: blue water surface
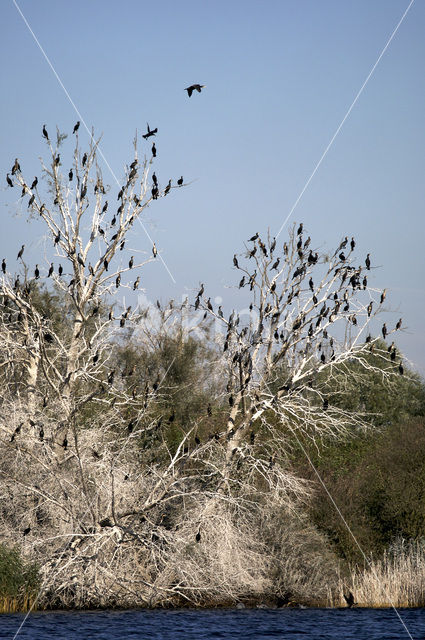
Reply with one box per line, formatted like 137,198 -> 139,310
0,607 -> 424,640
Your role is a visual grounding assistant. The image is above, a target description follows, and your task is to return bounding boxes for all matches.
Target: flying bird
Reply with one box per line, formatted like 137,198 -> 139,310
185,84 -> 205,97
343,591 -> 355,608
143,123 -> 158,139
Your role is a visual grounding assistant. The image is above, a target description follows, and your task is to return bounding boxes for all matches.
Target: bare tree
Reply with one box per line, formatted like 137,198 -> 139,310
1,126 -> 177,457
195,225 -> 405,487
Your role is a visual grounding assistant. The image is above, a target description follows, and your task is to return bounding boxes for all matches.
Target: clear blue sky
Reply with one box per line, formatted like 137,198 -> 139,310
1,0 -> 424,374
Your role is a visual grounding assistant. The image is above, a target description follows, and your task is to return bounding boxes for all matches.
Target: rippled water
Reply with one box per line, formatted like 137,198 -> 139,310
0,608 -> 424,640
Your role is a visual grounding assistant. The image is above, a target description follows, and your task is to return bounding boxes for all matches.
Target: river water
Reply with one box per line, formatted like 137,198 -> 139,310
0,607 -> 424,640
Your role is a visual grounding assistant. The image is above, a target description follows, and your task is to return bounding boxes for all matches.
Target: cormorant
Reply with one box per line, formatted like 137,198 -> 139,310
133,276 -> 140,290
177,176 -> 183,186
129,256 -> 134,269
23,527 -> 31,536
117,188 -> 123,200
185,84 -> 205,97
365,254 -> 371,270
164,179 -> 171,196
48,263 -> 54,277
1,259 -> 5,274
382,323 -> 387,339
42,124 -> 48,140
28,194 -> 35,207
152,243 -> 158,258
115,274 -> 121,288
399,362 -> 404,375
73,121 -> 80,134
17,244 -> 25,260
120,240 -> 125,251
395,318 -> 402,330
152,172 -> 158,186
6,173 -> 13,187
233,254 -> 239,268
111,215 -> 116,226
297,223 -> 303,235
82,152 -> 88,166
380,289 -> 387,304
367,302 -> 373,317
69,168 -> 73,181
142,123 -> 158,139
58,264 -> 63,276
339,252 -> 346,261
54,154 -> 60,166
31,177 -> 38,189
271,258 -> 280,270
195,530 -> 201,542
249,233 -> 259,242
152,142 -> 157,157
350,237 -> 355,251
343,591 -> 355,608
80,184 -> 87,199
104,258 -> 109,271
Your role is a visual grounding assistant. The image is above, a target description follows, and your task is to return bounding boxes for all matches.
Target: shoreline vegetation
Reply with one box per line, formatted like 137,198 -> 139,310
1,128 -> 425,614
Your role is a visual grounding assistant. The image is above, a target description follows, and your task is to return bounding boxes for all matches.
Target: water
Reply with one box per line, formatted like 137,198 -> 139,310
0,608 -> 424,640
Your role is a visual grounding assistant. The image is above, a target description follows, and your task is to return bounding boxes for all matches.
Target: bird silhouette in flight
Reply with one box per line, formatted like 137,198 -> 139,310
185,84 -> 205,97
343,591 -> 356,608
143,123 -> 158,139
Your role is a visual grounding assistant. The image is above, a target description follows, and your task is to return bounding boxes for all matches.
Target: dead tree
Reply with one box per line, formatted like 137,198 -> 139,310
196,226 -> 405,487
1,126 -> 176,456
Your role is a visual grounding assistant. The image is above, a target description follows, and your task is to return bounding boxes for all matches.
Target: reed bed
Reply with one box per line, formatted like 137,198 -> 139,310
332,539 -> 425,608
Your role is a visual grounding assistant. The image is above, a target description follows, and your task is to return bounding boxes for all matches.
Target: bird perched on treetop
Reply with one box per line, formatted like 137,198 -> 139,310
185,84 -> 205,97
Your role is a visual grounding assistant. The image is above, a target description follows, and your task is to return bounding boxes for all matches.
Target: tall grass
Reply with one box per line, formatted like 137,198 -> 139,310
332,539 -> 425,608
0,544 -> 39,613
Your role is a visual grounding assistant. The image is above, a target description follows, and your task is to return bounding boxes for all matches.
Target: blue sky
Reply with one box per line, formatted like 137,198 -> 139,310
1,0 -> 424,373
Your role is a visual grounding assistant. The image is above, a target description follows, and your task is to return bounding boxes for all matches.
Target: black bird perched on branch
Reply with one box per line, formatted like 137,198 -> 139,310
82,152 -> 88,167
365,254 -> 371,270
185,84 -> 205,97
343,591 -> 356,608
249,232 -> 259,242
129,256 -> 134,269
395,318 -> 402,331
17,245 -> 25,260
48,263 -> 54,277
177,176 -> 183,186
6,173 -> 13,187
164,180 -> 171,196
233,254 -> 239,268
73,121 -> 80,134
68,168 -> 73,181
143,123 -> 158,139
152,172 -> 158,187
42,124 -> 49,140
297,223 -> 303,235
151,142 -> 156,157
30,177 -> 38,190
133,276 -> 140,290
382,323 -> 387,339
1,259 -> 5,274
11,158 -> 21,175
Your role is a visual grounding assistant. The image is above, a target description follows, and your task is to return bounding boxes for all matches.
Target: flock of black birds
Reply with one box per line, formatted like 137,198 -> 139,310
2,95 -> 203,297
